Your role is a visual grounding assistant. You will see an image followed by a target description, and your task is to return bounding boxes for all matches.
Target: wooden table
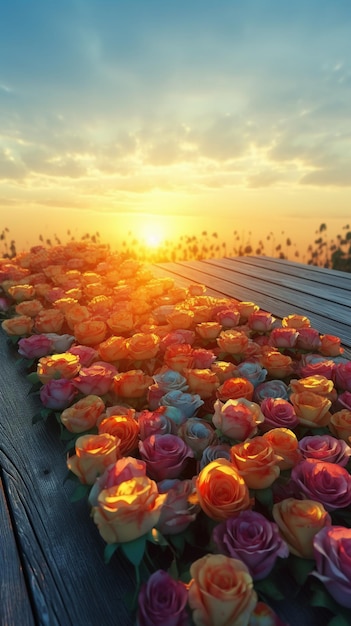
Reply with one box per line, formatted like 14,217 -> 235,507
1,255 -> 350,625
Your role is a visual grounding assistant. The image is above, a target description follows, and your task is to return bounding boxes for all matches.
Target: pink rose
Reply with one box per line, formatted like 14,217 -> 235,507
156,479 -> 199,535
337,391 -> 351,411
139,434 -> 194,482
260,397 -> 299,432
268,327 -> 298,349
248,311 -> 276,332
312,526 -> 351,608
298,354 -> 335,379
213,398 -> 264,441
212,510 -> 289,580
290,459 -> 351,511
191,348 -> 217,369
138,408 -> 177,439
72,363 -> 116,396
89,456 -> 146,506
333,361 -> 351,392
40,378 -> 78,410
68,344 -> 99,366
215,308 -> 240,328
137,570 -> 189,626
298,434 -> 351,467
296,327 -> 321,351
18,334 -> 54,359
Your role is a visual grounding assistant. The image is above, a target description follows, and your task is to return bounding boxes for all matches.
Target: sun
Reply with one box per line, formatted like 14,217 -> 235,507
140,223 -> 165,249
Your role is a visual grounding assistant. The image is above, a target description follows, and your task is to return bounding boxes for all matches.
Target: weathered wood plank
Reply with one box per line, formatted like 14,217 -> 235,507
0,333 -> 136,626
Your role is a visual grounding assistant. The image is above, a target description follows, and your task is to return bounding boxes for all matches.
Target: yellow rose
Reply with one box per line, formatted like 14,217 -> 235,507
272,498 -> 331,558
67,433 -> 120,485
196,322 -> 222,340
195,459 -> 251,521
290,391 -> 332,428
92,476 -> 167,543
289,375 -> 336,402
230,437 -> 281,490
188,554 -> 257,626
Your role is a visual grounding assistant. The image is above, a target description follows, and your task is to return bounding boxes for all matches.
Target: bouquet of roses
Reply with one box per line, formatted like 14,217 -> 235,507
1,241 -> 351,626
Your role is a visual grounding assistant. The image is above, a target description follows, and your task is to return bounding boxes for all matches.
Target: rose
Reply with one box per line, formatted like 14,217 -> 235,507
272,498 -> 331,559
92,476 -> 167,543
290,459 -> 351,511
1,315 -> 34,336
329,409 -> 351,443
98,414 -> 140,455
191,348 -> 217,369
236,301 -> 259,322
196,322 -> 222,340
268,327 -> 299,349
74,320 -> 107,346
106,309 -> 134,334
184,368 -> 220,399
262,428 -> 302,470
15,299 -> 43,317
98,335 -> 129,361
40,378 -> 78,410
312,526 -> 351,608
210,361 -> 238,384
68,344 -> 98,366
289,391 -> 331,428
235,362 -> 267,388
37,353 -> 81,383
333,361 -> 351,392
72,363 -> 116,396
33,308 -> 65,333
88,456 -> 146,506
217,330 -> 249,355
67,433 -> 120,484
230,437 -> 281,490
188,554 -> 257,626
215,308 -> 240,328
160,390 -> 204,420
60,394 -> 105,433
213,398 -> 264,441
139,434 -> 194,482
18,334 -> 54,359
125,332 -> 160,360
44,332 -> 75,353
337,391 -> 351,411
111,370 -> 154,399
163,343 -> 194,373
282,314 -> 311,329
260,349 -> 293,379
248,311 -> 276,332
289,374 -> 337,402
167,308 -> 194,329
216,377 -> 254,402
156,479 -> 199,535
65,303 -> 91,330
253,380 -> 289,404
319,334 -> 343,357
299,434 -> 351,467
212,510 -> 289,580
8,283 -> 35,302
137,569 -> 189,626
195,459 -> 251,521
299,354 -> 335,379
199,444 -> 232,470
161,330 -> 195,350
138,408 -> 177,439
260,398 -> 299,431
153,369 -> 189,393
178,417 -> 217,459
296,327 -> 321,351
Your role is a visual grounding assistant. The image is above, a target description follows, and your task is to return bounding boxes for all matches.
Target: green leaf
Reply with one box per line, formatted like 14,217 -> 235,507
26,371 -> 40,385
121,534 -> 147,567
254,487 -> 273,510
254,576 -> 285,601
32,408 -> 52,424
288,554 -> 315,585
70,483 -> 91,502
104,543 -> 119,564
167,557 -> 179,579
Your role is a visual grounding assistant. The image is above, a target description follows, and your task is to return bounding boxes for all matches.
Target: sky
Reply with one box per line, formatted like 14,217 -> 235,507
0,0 -> 351,258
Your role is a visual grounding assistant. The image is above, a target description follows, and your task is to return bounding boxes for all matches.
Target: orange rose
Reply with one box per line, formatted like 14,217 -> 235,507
216,377 -> 254,402
106,309 -> 134,334
15,299 -> 43,317
34,308 -> 65,333
125,332 -> 160,360
319,334 -> 343,357
188,554 -> 257,626
289,375 -> 337,402
65,304 -> 91,330
84,282 -> 111,299
217,330 -> 249,355
164,344 -> 194,373
230,437 -> 281,490
98,336 -> 129,362
272,498 -> 331,559
196,322 -> 222,340
184,368 -> 220,399
329,410 -> 351,443
290,391 -> 332,428
1,315 -> 34,336
37,352 -> 81,383
60,394 -> 105,433
195,459 -> 251,521
98,414 -> 140,455
260,348 -> 293,379
111,369 -> 154,399
236,301 -> 259,322
8,284 -> 35,302
282,314 -> 311,329
167,308 -> 194,329
188,283 -> 207,296
262,428 -> 302,470
92,476 -> 167,543
67,433 -> 119,484
210,361 -> 238,384
74,320 -> 107,346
